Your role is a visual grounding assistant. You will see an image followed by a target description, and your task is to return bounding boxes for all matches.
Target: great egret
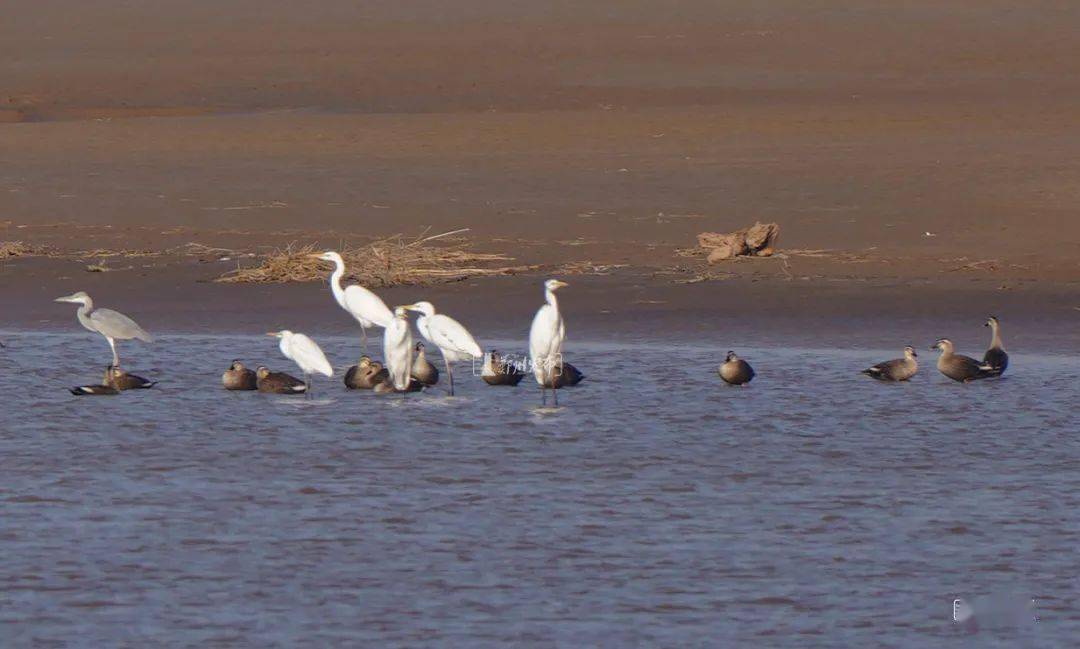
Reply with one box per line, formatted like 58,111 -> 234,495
718,351 -> 755,386
268,330 -> 333,397
104,365 -> 157,390
529,279 -> 569,405
311,251 -> 392,355
411,342 -> 440,386
383,306 -> 414,395
931,339 -> 999,383
481,350 -> 525,386
255,366 -> 307,394
344,356 -> 389,390
223,360 -> 258,390
55,291 -> 153,366
405,301 -> 482,396
983,316 -> 1009,375
862,346 -> 918,382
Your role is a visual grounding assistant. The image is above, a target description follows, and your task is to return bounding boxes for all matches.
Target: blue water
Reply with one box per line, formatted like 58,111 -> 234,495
1,332 -> 1077,647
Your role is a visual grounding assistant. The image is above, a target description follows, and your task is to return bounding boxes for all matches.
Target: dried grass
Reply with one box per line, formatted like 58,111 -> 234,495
0,241 -> 51,257
215,230 -> 535,287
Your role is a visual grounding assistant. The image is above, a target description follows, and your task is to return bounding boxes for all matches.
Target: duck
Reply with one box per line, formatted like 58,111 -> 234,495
69,384 -> 119,396
982,316 -> 1009,376
862,346 -> 918,382
373,377 -> 423,394
931,339 -> 999,383
542,361 -> 585,388
481,350 -> 525,386
105,365 -> 157,390
411,342 -> 440,386
255,366 -> 307,394
222,360 -> 258,390
718,351 -> 755,385
344,356 -> 389,390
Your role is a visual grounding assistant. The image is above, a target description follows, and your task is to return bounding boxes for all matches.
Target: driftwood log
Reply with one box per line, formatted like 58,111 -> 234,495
697,222 -> 780,263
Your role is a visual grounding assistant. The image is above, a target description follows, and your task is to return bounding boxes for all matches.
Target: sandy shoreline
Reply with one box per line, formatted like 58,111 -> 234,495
2,0 -> 1079,352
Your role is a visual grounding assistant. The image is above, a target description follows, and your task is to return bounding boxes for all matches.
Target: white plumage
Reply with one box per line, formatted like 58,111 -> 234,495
529,279 -> 568,404
383,307 -> 414,392
270,330 -> 332,396
406,301 -> 482,395
312,251 -> 392,350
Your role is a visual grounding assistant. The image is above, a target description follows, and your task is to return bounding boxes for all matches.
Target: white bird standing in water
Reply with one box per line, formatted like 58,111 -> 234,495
404,301 -> 482,396
311,251 -> 393,355
54,291 -> 153,366
383,306 -> 414,396
268,330 -> 333,398
529,279 -> 569,406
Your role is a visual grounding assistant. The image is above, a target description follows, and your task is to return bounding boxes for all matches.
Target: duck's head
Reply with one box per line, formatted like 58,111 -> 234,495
725,350 -> 739,362
903,346 -> 918,359
358,355 -> 372,369
985,315 -> 999,328
255,366 -> 271,379
931,338 -> 953,352
414,341 -> 426,353
229,359 -> 247,371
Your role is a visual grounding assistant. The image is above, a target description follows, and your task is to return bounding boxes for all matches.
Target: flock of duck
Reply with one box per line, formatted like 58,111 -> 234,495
57,252 -> 585,405
52,250 -> 1010,402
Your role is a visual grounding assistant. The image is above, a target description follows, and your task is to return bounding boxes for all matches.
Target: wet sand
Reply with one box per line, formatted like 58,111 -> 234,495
2,0 -> 1079,333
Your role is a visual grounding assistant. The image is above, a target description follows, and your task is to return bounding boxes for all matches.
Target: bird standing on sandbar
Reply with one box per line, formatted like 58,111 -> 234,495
268,330 -> 333,398
311,251 -> 392,357
55,291 -> 153,366
405,301 -> 481,396
529,279 -> 569,406
383,306 -> 415,396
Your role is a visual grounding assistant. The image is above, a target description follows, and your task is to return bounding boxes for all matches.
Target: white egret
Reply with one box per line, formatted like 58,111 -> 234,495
268,330 -> 333,397
311,251 -> 393,355
383,306 -> 414,396
55,291 -> 153,366
404,301 -> 482,396
528,279 -> 568,406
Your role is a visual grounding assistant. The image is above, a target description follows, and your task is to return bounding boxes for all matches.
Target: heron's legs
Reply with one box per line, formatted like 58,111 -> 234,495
107,337 -> 119,367
360,326 -> 369,355
540,383 -> 547,406
445,357 -> 455,396
305,374 -> 312,400
553,386 -> 559,407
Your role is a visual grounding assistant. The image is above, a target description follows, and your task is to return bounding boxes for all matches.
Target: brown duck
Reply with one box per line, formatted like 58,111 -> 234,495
344,356 -> 389,390
256,366 -> 307,394
222,360 -> 258,390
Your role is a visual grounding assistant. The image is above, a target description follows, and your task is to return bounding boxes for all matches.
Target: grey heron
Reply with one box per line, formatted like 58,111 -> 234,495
55,292 -> 153,366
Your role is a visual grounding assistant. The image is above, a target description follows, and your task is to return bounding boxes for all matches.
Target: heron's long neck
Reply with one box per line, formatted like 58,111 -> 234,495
545,289 -> 560,314
76,300 -> 95,332
989,323 -> 1004,350
330,261 -> 347,307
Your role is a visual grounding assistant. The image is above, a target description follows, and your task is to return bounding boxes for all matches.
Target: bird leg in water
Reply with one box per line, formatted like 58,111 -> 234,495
445,358 -> 455,396
305,374 -> 312,400
553,386 -> 559,407
361,326 -> 369,355
107,337 -> 120,367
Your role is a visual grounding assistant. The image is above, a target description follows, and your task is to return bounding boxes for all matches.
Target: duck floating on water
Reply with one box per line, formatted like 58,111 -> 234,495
718,351 -> 754,385
541,361 -> 585,388
411,342 -> 440,386
222,360 -> 258,390
482,350 -> 525,386
983,316 -> 1009,376
862,346 -> 918,382
69,384 -> 119,396
931,339 -> 999,383
255,366 -> 307,394
344,356 -> 389,390
105,365 -> 157,391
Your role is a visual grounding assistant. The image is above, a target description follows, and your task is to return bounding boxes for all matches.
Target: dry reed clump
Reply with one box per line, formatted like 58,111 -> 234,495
0,241 -> 51,258
216,230 -> 533,287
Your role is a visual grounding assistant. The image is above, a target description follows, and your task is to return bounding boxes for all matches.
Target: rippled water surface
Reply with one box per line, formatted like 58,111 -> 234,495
2,332 -> 1078,647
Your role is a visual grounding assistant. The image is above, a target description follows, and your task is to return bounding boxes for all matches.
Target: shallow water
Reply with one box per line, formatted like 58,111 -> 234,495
1,332 -> 1077,647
